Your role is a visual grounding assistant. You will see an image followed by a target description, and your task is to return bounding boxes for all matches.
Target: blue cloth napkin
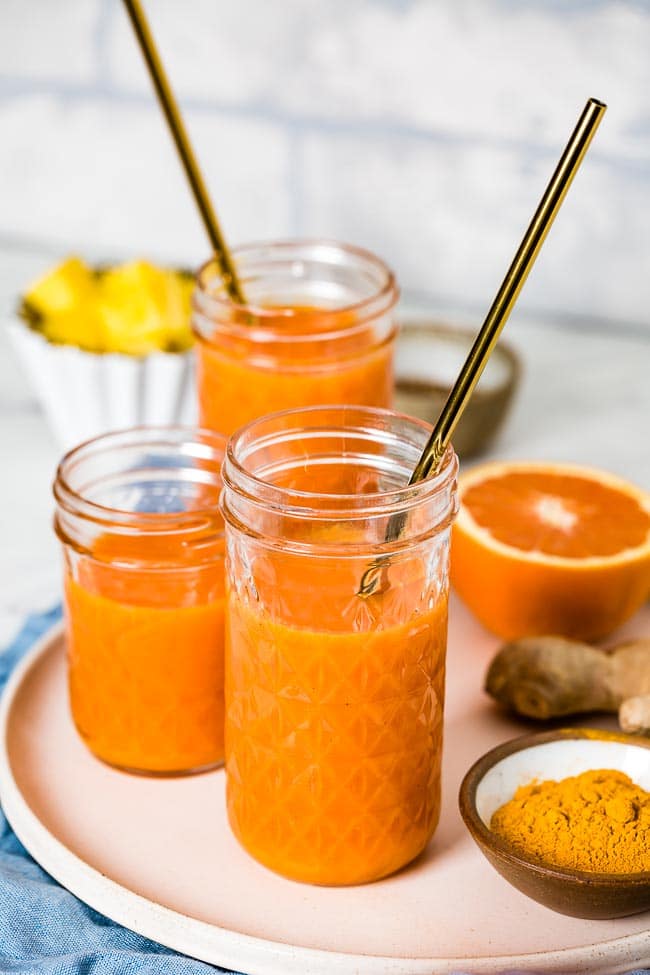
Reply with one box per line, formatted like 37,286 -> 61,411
0,607 -> 239,975
1,609 -> 648,975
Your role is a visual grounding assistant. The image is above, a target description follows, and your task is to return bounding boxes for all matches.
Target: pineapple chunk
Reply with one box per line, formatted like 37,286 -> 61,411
99,261 -> 172,355
24,257 -> 95,316
41,309 -> 107,352
20,257 -> 195,355
160,271 -> 194,352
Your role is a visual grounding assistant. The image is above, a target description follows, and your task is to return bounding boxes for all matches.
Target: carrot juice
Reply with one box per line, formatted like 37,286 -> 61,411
53,428 -> 227,776
192,241 -> 399,435
221,407 -> 459,885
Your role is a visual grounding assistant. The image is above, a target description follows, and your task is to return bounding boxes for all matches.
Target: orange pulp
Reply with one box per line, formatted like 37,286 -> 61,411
196,305 -> 394,435
65,532 -> 226,774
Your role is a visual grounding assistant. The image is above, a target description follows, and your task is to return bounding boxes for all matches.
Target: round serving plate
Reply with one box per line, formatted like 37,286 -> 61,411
1,610 -> 650,975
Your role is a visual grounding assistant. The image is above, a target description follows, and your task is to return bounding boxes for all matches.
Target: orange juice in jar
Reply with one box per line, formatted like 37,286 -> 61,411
53,427 -> 227,775
193,241 -> 399,435
221,406 -> 458,884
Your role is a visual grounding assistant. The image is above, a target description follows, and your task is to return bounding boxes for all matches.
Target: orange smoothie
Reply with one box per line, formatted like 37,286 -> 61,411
65,532 -> 226,774
222,406 -> 458,885
196,305 -> 394,435
225,541 -> 449,885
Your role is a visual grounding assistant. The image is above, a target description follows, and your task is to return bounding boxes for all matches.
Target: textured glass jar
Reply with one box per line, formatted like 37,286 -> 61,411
221,406 -> 459,885
192,240 -> 399,435
53,427 -> 227,776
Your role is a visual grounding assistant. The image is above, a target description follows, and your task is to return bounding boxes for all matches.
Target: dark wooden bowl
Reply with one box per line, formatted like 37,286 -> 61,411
459,728 -> 650,919
394,320 -> 521,458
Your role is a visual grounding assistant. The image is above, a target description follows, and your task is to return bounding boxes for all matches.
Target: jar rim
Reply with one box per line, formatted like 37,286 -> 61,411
53,425 -> 227,535
222,405 -> 458,523
193,238 -> 399,341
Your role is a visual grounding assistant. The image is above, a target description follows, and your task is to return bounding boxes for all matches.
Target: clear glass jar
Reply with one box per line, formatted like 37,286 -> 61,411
221,406 -> 458,885
192,240 -> 399,435
53,427 -> 227,776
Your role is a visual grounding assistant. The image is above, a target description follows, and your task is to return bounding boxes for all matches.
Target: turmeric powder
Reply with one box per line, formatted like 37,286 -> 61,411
490,769 -> 650,874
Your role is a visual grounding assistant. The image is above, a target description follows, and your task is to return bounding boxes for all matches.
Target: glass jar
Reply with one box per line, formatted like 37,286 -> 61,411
221,406 -> 459,885
192,240 -> 399,435
53,427 -> 227,776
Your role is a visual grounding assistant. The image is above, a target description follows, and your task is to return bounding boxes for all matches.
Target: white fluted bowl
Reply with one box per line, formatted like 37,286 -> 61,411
8,322 -> 197,451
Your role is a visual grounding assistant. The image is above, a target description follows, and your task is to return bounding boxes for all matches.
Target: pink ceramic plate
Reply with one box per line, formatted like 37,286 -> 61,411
1,605 -> 650,975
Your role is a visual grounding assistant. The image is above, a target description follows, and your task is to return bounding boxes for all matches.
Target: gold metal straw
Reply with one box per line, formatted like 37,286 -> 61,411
359,97 -> 606,597
122,0 -> 246,305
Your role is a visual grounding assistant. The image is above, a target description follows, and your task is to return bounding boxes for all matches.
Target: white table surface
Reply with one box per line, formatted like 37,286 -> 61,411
1,244 -> 649,652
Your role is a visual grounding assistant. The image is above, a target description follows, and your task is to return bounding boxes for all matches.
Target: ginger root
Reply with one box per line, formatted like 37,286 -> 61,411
619,694 -> 650,735
485,636 -> 650,734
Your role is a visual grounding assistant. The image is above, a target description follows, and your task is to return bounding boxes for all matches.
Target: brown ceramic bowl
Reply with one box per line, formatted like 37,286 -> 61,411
394,320 -> 521,457
459,728 -> 650,919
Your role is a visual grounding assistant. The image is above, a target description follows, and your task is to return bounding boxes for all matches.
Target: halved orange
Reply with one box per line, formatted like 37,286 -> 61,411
451,461 -> 650,640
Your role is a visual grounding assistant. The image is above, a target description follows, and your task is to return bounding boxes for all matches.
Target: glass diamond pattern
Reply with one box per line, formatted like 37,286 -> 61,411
226,589 -> 448,885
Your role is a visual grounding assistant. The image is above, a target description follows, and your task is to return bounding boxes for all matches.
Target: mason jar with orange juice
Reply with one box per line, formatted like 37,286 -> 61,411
221,406 -> 458,885
192,241 -> 399,435
53,427 -> 227,776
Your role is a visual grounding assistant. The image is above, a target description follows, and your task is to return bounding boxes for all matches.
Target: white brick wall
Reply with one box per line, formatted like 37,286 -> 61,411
0,0 -> 102,83
302,133 -> 650,321
105,0 -> 649,158
0,95 -> 291,263
1,0 -> 648,326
